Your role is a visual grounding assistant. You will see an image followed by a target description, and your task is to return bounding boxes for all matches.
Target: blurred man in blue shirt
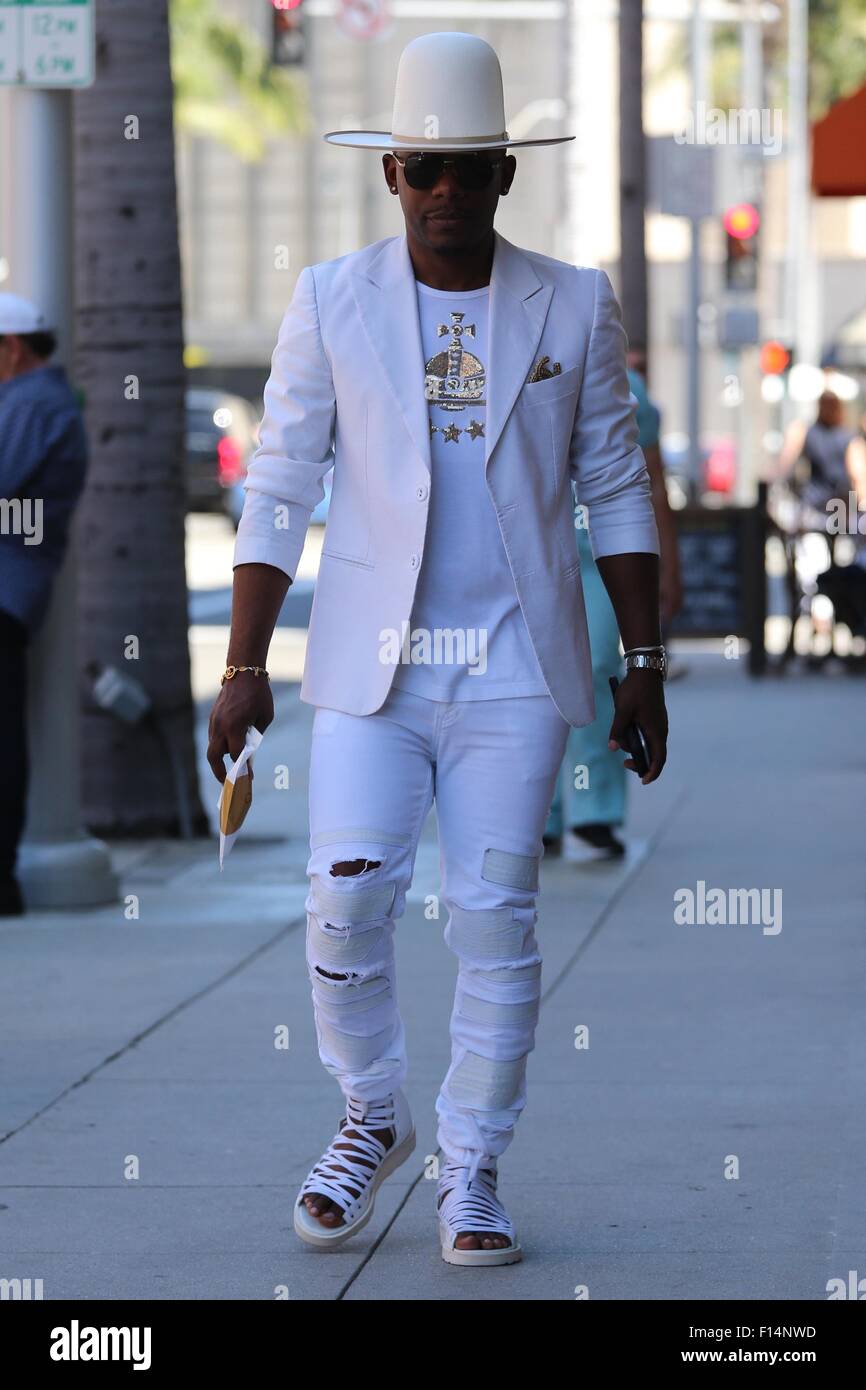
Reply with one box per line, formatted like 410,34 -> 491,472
0,294 -> 89,914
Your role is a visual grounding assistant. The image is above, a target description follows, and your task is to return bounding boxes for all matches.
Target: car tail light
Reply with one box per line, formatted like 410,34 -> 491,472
217,435 -> 244,485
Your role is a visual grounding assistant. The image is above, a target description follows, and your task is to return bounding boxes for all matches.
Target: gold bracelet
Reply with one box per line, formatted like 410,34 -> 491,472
220,665 -> 269,686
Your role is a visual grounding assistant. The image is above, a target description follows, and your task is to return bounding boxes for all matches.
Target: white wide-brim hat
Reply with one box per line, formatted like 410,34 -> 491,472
0,292 -> 53,334
323,31 -> 574,152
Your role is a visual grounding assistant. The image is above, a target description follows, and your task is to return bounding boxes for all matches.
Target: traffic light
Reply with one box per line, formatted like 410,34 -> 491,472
271,0 -> 305,68
759,340 -> 793,376
723,202 -> 760,293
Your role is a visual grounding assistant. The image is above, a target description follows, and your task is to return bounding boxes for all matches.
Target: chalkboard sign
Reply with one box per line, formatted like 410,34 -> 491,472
668,508 -> 746,638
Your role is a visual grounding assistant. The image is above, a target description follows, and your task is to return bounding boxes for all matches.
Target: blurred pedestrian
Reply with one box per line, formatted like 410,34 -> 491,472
776,390 -> 865,520
0,295 -> 89,916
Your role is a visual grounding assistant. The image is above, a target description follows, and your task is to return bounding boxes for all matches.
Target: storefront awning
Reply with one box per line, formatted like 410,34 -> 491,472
812,82 -> 866,196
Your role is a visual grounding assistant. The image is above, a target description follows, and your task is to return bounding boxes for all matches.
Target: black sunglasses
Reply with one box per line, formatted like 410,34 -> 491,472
392,152 -> 505,192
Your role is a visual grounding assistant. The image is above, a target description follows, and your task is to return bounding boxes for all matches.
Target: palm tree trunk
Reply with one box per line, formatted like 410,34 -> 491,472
619,0 -> 648,362
73,0 -> 208,837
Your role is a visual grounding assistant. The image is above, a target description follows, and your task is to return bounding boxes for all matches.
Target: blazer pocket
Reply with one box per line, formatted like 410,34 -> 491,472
517,361 -> 582,408
320,401 -> 372,566
319,548 -> 375,569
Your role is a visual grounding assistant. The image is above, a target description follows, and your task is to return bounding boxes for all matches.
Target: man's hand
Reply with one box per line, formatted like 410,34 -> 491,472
608,668 -> 668,784
207,561 -> 291,783
207,673 -> 274,785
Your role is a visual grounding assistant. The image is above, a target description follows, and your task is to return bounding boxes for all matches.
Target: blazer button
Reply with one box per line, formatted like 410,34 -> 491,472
416,484 -> 428,501
409,554 -> 420,569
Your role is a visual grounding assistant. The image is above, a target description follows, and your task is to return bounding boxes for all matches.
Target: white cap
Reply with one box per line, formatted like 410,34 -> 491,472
0,292 -> 54,334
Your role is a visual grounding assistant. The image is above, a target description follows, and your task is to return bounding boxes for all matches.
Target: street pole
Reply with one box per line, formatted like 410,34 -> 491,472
687,0 -> 708,504
784,0 -> 819,407
736,1 -> 765,504
565,0 -> 597,271
0,85 -> 118,909
619,0 -> 648,356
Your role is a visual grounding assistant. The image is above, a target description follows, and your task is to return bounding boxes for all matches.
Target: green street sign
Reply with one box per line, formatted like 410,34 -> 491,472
0,1 -> 94,89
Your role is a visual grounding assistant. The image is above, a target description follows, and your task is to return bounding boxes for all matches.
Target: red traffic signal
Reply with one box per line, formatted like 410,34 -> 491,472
271,0 -> 305,65
724,203 -> 760,292
723,203 -> 760,239
759,341 -> 792,375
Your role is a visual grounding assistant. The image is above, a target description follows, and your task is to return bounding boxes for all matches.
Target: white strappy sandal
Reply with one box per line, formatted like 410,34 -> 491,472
437,1158 -> 523,1266
294,1091 -> 415,1249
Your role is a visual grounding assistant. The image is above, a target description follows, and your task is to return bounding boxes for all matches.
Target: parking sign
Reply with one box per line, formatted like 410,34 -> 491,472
0,1 -> 95,88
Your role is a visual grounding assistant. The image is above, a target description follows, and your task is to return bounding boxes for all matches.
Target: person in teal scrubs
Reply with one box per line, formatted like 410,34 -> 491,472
544,369 -> 661,862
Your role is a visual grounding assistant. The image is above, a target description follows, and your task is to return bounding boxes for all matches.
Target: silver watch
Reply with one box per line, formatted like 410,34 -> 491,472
624,649 -> 667,680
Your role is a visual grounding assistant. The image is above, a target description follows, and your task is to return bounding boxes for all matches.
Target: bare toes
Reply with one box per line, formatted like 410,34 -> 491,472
304,1194 -> 343,1227
455,1234 -> 480,1250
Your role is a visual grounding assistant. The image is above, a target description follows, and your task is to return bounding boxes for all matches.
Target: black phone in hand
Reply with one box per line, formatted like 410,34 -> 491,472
608,675 -> 651,778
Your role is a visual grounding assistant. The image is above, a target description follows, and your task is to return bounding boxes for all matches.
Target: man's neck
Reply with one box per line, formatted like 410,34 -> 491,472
0,359 -> 51,387
406,228 -> 494,291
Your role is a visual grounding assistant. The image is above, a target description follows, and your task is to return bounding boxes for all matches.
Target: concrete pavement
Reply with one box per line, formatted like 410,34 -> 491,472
1,654 -> 864,1300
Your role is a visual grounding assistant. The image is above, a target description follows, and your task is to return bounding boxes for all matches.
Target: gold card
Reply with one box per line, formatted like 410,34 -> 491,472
219,771 -> 253,837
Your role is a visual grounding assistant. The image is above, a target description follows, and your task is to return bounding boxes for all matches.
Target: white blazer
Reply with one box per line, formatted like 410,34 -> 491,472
233,229 -> 659,727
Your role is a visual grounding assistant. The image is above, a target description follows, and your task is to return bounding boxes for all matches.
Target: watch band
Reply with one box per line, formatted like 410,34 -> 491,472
624,651 -> 667,680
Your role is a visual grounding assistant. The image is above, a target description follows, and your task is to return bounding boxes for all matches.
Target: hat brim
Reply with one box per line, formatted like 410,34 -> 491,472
322,130 -> 575,151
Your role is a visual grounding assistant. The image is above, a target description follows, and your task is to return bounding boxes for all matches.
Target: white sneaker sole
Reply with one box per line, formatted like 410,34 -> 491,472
439,1222 -> 523,1267
293,1125 -> 416,1250
563,833 -> 624,865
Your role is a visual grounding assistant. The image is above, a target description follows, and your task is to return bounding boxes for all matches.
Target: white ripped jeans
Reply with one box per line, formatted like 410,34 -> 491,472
304,685 -> 570,1183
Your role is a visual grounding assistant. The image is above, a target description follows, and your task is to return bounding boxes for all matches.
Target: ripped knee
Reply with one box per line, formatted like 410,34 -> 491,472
306,851 -> 397,984
330,858 -> 382,877
447,904 -> 541,1027
308,916 -> 389,984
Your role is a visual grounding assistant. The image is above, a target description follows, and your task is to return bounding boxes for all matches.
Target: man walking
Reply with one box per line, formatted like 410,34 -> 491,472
0,295 -> 89,916
207,31 -> 668,1265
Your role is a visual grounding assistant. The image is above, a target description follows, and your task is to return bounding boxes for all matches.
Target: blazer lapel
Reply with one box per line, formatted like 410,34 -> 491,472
352,234 -> 432,476
350,227 -> 554,476
484,231 -> 554,469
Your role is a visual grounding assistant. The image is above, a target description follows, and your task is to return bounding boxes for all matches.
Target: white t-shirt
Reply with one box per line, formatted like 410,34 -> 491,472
390,279 -> 549,701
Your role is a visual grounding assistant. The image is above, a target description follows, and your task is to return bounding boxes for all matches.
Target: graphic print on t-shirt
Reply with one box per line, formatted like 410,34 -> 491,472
387,279 -> 550,703
424,310 -> 486,446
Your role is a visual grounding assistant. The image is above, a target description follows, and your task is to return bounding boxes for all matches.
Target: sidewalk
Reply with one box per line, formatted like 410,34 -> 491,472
1,656 -> 863,1300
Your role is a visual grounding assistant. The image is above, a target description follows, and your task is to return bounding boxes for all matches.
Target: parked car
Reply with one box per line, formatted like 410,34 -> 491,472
184,387 -> 260,522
